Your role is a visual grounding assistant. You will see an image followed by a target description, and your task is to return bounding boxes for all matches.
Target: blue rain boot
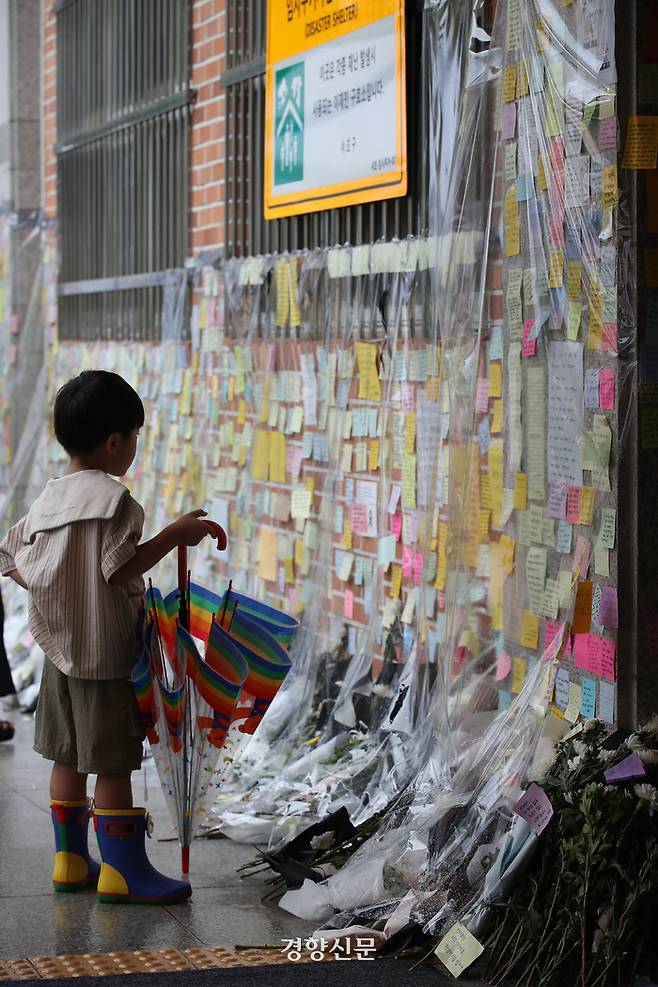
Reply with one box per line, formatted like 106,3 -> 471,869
51,799 -> 101,892
94,808 -> 191,904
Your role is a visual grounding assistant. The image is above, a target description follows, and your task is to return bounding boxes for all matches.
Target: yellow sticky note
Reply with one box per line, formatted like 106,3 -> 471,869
237,399 -> 246,426
355,342 -> 381,401
402,453 -> 417,510
567,261 -> 582,301
511,656 -> 527,693
601,165 -> 618,208
506,223 -> 520,258
390,564 -> 402,598
502,65 -> 517,103
479,510 -> 491,543
290,487 -> 312,520
480,475 -> 493,511
492,398 -> 504,433
269,432 -> 287,484
549,250 -> 564,288
564,682 -> 582,723
369,439 -> 380,471
579,486 -> 595,526
294,538 -> 305,567
537,155 -> 549,192
567,301 -> 582,341
404,413 -> 416,454
257,528 -> 277,582
489,362 -> 502,398
521,610 -> 540,649
622,116 -> 658,169
342,518 -> 352,550
252,430 -> 270,481
514,472 -> 527,510
435,923 -> 485,979
516,61 -> 529,98
283,557 -> 295,585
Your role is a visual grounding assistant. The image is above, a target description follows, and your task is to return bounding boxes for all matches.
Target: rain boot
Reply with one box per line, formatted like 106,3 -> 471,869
94,808 -> 191,904
51,799 -> 101,892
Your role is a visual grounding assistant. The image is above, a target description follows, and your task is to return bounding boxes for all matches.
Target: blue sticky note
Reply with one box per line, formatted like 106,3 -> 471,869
557,520 -> 573,554
403,626 -> 415,652
517,172 -> 535,202
581,678 -> 597,718
499,691 -> 512,711
478,417 -> 491,454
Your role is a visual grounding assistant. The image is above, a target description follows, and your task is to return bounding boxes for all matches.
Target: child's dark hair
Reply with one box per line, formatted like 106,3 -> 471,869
54,371 -> 145,456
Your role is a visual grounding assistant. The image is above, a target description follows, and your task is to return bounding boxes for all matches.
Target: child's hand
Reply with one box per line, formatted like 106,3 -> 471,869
171,510 -> 215,547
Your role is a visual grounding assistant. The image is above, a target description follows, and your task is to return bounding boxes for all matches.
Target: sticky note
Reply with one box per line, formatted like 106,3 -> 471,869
390,565 -> 402,598
514,472 -> 528,510
580,678 -> 596,718
496,650 -> 513,681
566,486 -> 582,524
521,610 -> 539,650
564,682 -> 582,724
435,923 -> 484,978
502,64 -> 517,102
599,586 -> 618,629
622,116 -> 658,169
579,487 -> 595,526
513,783 -> 554,835
257,528 -> 277,582
599,368 -> 615,410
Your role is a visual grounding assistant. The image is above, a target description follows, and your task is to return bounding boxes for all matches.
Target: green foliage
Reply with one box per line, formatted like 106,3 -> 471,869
485,720 -> 658,987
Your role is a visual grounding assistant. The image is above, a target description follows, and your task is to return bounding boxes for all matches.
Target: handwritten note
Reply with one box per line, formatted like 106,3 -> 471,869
514,783 -> 554,835
548,341 -> 584,487
435,923 -> 485,979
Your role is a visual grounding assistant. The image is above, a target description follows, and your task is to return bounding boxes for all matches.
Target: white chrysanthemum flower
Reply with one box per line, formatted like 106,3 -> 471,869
599,748 -> 616,763
626,733 -> 644,752
642,715 -> 658,735
583,719 -> 599,733
635,783 -> 658,803
567,755 -> 584,771
573,740 -> 588,757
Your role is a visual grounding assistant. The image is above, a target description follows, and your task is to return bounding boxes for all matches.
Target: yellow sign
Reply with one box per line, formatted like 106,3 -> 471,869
265,0 -> 407,219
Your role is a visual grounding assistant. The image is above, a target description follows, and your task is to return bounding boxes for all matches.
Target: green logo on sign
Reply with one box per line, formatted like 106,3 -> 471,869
275,62 -> 304,186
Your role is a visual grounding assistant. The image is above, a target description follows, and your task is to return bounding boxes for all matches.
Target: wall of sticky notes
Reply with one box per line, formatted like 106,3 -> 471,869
33,0 -> 630,855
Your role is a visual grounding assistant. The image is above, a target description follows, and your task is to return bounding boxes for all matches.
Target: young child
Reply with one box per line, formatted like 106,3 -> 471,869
0,370 -> 219,904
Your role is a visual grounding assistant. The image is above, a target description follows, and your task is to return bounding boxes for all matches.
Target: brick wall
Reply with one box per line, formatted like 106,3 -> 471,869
41,2 -> 56,220
190,0 -> 226,255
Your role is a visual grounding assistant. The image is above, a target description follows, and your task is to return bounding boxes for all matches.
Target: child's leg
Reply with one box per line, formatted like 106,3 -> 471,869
94,772 -> 133,809
50,761 -> 87,801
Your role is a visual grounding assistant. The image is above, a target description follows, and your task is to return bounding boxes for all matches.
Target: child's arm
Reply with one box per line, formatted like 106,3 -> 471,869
5,569 -> 28,590
108,510 -> 216,586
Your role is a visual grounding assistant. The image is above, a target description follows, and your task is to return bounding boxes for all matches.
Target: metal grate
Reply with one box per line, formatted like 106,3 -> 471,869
222,0 -> 427,258
55,0 -> 190,341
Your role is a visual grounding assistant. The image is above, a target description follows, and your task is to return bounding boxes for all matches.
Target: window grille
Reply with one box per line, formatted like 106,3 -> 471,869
55,0 -> 190,340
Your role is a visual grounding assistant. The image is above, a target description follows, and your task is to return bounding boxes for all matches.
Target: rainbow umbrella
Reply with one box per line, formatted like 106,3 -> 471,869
132,538 -> 297,873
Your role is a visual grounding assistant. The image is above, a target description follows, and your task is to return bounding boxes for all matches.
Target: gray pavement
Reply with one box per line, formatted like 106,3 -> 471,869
0,713 -> 315,960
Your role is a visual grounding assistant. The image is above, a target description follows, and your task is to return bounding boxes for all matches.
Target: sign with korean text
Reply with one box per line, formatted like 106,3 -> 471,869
265,0 -> 407,219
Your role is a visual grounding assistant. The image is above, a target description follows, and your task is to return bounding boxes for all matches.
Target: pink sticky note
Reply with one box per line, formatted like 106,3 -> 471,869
286,445 -> 303,479
599,368 -> 615,410
343,589 -> 354,620
595,636 -> 616,681
601,324 -> 617,353
598,116 -> 617,151
544,620 -> 560,650
574,633 -> 592,671
513,783 -> 554,835
546,484 -> 568,520
501,102 -> 517,139
391,511 -> 402,542
476,378 -> 489,413
351,503 -> 369,535
604,753 -> 645,785
402,546 -> 413,578
496,651 -> 513,681
413,552 -> 423,586
522,319 -> 537,357
566,486 -> 582,524
401,382 -> 415,412
408,511 -> 420,543
599,587 -> 618,629
437,591 -> 446,610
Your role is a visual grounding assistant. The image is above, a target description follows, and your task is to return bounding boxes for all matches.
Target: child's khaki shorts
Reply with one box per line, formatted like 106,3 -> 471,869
34,657 -> 144,775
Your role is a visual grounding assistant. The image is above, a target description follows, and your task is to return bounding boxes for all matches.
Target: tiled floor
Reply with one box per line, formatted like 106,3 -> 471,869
0,713 -> 315,962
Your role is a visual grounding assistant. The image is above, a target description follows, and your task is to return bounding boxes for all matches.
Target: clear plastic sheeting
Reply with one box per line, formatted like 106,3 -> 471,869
285,0 -> 626,955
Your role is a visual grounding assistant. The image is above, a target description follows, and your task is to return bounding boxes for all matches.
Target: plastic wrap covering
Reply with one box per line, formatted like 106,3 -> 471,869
264,0 -> 626,963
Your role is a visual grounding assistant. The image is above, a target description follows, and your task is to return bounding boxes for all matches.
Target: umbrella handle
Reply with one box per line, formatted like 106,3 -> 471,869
181,845 -> 190,874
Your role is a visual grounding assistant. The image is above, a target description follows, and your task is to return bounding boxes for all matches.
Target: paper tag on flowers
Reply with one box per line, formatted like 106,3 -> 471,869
513,782 -> 554,835
435,922 -> 484,978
